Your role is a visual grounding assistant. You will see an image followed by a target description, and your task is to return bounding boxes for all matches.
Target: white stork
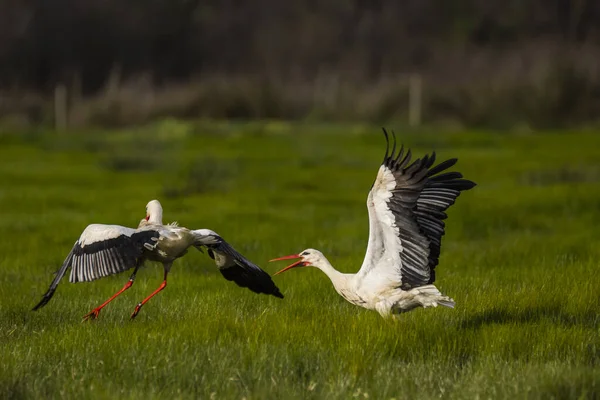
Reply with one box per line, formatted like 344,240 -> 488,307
270,129 -> 476,318
33,199 -> 283,320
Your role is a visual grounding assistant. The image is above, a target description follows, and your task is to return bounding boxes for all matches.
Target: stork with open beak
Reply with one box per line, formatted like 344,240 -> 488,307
271,129 -> 475,318
33,199 -> 283,320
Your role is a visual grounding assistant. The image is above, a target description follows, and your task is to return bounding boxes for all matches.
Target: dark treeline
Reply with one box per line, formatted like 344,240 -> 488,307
2,0 -> 600,128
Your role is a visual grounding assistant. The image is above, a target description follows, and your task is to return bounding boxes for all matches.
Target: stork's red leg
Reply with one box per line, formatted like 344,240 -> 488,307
130,271 -> 168,320
82,266 -> 140,322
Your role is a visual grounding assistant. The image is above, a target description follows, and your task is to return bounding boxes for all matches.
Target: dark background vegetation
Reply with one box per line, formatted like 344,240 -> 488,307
2,0 -> 600,129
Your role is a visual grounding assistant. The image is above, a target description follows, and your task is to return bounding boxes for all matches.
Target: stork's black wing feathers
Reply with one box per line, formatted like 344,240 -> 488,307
425,158 -> 458,177
200,235 -> 284,299
32,227 -> 159,311
219,263 -> 283,298
70,230 -> 159,283
380,128 -> 476,288
32,249 -> 74,310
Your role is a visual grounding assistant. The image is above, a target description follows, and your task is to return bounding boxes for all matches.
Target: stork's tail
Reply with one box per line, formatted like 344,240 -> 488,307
32,249 -> 74,311
414,284 -> 455,309
437,299 -> 456,308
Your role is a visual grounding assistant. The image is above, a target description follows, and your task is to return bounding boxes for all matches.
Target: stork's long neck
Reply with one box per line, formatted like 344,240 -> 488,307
315,257 -> 350,291
149,208 -> 163,225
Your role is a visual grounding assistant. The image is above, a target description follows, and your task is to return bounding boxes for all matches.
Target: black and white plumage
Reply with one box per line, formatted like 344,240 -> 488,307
32,200 -> 283,320
200,233 -> 282,296
68,225 -> 159,283
31,225 -> 158,311
270,129 -> 476,318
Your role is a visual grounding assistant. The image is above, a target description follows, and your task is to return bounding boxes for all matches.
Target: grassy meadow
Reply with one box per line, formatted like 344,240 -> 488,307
0,121 -> 598,399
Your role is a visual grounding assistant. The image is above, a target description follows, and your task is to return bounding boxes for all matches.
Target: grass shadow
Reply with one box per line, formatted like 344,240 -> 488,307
0,378 -> 31,400
461,304 -> 599,330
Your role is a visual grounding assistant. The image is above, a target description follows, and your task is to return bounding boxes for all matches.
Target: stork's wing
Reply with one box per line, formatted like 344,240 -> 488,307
68,224 -> 159,283
32,224 -> 159,310
357,130 -> 476,289
193,229 -> 284,299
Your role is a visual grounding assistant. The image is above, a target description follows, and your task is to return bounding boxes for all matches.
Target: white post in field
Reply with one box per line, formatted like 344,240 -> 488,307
54,84 -> 68,131
408,73 -> 422,127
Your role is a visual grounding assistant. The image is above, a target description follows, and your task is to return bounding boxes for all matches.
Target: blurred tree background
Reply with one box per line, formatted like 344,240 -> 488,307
1,0 -> 600,129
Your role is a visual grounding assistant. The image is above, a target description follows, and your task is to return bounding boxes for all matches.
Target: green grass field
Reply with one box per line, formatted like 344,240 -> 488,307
0,121 -> 598,399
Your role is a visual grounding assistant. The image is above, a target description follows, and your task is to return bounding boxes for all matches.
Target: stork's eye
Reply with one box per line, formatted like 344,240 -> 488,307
301,251 -> 309,256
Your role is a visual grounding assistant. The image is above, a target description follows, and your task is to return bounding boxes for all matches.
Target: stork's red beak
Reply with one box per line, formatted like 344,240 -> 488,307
145,215 -> 150,221
269,254 -> 309,275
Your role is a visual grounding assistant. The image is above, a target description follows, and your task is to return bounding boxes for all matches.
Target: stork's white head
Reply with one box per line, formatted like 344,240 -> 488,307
144,199 -> 163,224
270,248 -> 328,275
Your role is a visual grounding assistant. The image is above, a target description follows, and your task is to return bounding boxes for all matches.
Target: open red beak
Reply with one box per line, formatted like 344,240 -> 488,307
269,254 -> 309,275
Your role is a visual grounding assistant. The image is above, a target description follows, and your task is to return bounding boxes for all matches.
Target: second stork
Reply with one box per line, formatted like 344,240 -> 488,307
33,199 -> 283,320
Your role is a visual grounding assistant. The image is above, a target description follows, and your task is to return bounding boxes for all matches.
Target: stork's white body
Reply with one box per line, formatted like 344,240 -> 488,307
272,131 -> 475,318
287,251 -> 453,318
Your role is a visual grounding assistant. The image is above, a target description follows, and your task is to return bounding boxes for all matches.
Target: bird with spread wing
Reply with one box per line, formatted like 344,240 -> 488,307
33,199 -> 283,320
271,129 -> 475,318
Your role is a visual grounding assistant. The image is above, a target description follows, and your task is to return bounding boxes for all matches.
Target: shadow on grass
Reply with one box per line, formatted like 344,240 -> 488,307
461,304 -> 599,330
0,378 -> 30,400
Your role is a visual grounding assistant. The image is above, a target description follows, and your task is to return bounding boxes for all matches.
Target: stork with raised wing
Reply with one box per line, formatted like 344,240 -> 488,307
270,129 -> 475,318
33,199 -> 283,320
